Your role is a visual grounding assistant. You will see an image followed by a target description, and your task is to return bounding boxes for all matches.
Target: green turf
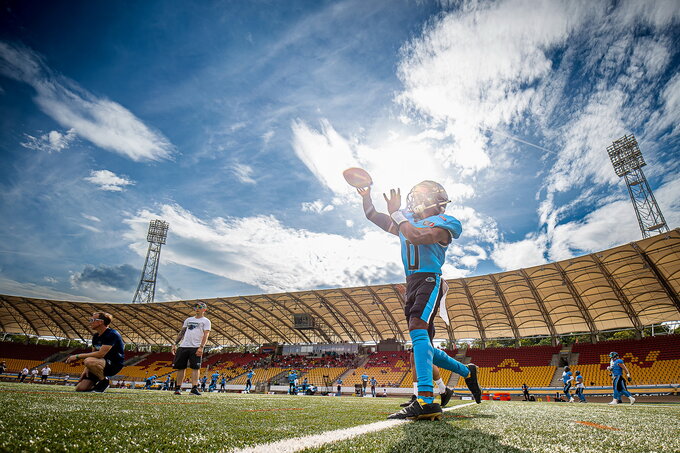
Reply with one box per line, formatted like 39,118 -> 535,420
1,383 -> 677,452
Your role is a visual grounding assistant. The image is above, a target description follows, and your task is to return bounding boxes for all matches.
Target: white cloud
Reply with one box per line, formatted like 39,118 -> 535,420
82,214 -> 101,222
21,128 -> 76,152
301,200 -> 334,214
291,119 -> 360,195
0,41 -> 173,162
84,169 -> 134,192
0,276 -> 93,301
122,204 -> 420,293
491,235 -> 548,271
230,162 -> 256,184
396,0 -> 600,173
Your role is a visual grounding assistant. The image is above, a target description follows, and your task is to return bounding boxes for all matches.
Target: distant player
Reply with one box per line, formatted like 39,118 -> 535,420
608,352 -> 635,405
209,371 -> 219,392
65,311 -> 125,393
288,370 -> 297,395
200,376 -> 208,392
19,367 -> 28,382
574,370 -> 586,403
245,370 -> 254,393
220,375 -> 227,393
361,373 -> 369,396
370,377 -> 377,397
358,181 -> 481,420
144,374 -> 157,390
40,364 -> 51,384
336,377 -> 343,396
561,366 -> 574,403
171,302 -> 211,396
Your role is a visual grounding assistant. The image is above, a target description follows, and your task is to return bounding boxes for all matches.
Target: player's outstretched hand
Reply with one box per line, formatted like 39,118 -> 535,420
357,186 -> 371,198
383,188 -> 401,214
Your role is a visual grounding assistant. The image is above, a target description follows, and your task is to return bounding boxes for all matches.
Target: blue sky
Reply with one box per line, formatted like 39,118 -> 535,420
0,0 -> 678,303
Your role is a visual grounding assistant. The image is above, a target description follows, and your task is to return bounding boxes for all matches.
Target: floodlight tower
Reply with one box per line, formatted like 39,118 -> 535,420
607,134 -> 669,238
132,219 -> 169,303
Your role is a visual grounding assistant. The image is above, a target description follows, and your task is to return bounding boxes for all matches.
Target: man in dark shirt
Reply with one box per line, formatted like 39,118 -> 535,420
65,311 -> 125,393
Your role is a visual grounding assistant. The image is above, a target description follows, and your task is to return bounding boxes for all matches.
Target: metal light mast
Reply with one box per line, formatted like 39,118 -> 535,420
606,134 -> 669,238
132,219 -> 169,303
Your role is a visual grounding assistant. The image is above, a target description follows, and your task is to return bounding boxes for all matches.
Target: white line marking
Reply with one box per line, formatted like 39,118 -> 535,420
232,401 -> 478,453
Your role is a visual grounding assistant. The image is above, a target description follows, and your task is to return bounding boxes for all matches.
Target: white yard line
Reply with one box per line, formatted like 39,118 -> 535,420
232,401 -> 478,453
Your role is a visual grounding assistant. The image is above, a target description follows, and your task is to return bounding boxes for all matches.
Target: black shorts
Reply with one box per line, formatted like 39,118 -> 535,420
405,273 -> 444,339
173,347 -> 202,370
81,359 -> 123,381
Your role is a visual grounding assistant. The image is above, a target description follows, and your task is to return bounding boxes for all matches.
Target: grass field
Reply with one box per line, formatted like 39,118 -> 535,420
1,383 -> 678,452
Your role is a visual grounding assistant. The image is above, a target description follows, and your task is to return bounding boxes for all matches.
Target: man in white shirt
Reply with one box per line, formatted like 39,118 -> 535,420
171,302 -> 211,396
30,368 -> 38,383
40,364 -> 51,384
19,367 -> 29,382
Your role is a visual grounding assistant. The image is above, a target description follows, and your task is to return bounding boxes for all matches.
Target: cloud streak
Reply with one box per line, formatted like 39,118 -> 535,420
0,41 -> 173,162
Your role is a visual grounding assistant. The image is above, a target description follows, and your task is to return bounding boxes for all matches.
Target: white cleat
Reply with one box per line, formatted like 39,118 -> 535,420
608,399 -> 619,405
629,396 -> 635,405
569,398 -> 575,403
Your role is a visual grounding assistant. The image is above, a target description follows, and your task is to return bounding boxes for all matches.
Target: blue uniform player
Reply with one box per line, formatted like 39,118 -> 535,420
336,378 -> 343,396
245,370 -> 254,393
370,377 -> 378,397
209,371 -> 219,392
361,373 -> 369,396
561,366 -> 574,402
574,370 -> 586,402
288,370 -> 297,395
359,180 -> 481,420
608,352 -> 635,405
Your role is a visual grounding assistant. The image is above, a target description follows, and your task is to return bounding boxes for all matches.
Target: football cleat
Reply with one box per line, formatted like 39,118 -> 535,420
464,364 -> 482,404
174,389 -> 182,395
629,396 -> 636,405
92,378 -> 110,393
387,398 -> 442,421
569,397 -> 575,403
440,387 -> 454,407
608,399 -> 619,405
400,394 -> 417,407
190,386 -> 202,396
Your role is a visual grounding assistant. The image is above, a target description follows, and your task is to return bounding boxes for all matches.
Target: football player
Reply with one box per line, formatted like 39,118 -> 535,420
608,352 -> 635,405
574,370 -> 586,402
561,365 -> 574,403
358,180 -> 481,421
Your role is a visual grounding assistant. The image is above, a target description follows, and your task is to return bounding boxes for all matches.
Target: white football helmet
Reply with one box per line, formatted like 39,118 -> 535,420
406,180 -> 450,219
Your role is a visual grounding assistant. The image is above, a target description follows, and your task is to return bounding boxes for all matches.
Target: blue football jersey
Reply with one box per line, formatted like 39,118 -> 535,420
611,358 -> 624,376
398,211 -> 462,276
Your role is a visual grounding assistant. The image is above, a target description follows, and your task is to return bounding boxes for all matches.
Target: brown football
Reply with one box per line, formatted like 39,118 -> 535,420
342,167 -> 373,188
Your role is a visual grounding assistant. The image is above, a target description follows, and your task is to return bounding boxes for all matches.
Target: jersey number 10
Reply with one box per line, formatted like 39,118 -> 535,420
406,240 -> 420,271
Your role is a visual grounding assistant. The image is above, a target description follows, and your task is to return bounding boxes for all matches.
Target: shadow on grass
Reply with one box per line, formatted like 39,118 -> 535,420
388,420 -> 529,453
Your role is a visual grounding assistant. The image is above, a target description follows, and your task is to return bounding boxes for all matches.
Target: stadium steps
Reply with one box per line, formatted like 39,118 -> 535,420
549,367 -> 566,387
570,352 -> 580,365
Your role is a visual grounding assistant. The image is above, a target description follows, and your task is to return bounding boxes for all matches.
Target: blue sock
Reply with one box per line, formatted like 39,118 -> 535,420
433,348 -> 469,378
410,329 -> 434,403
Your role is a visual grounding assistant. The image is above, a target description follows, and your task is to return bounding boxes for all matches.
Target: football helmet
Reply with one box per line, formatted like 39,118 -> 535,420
564,366 -> 570,372
609,352 -> 618,358
406,181 -> 451,219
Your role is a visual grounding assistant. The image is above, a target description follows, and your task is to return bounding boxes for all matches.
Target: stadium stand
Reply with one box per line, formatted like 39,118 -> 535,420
0,342 -> 68,375
343,351 -> 411,388
572,334 -> 680,385
453,345 -> 560,388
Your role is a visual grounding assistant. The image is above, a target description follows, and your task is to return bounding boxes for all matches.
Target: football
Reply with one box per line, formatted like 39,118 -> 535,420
342,167 -> 373,188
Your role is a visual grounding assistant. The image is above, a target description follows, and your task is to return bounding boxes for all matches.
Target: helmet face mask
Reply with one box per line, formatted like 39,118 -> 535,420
609,352 -> 618,358
406,181 -> 450,219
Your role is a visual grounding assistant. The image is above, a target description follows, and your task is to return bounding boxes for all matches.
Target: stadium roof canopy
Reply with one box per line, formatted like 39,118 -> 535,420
1,229 -> 678,347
